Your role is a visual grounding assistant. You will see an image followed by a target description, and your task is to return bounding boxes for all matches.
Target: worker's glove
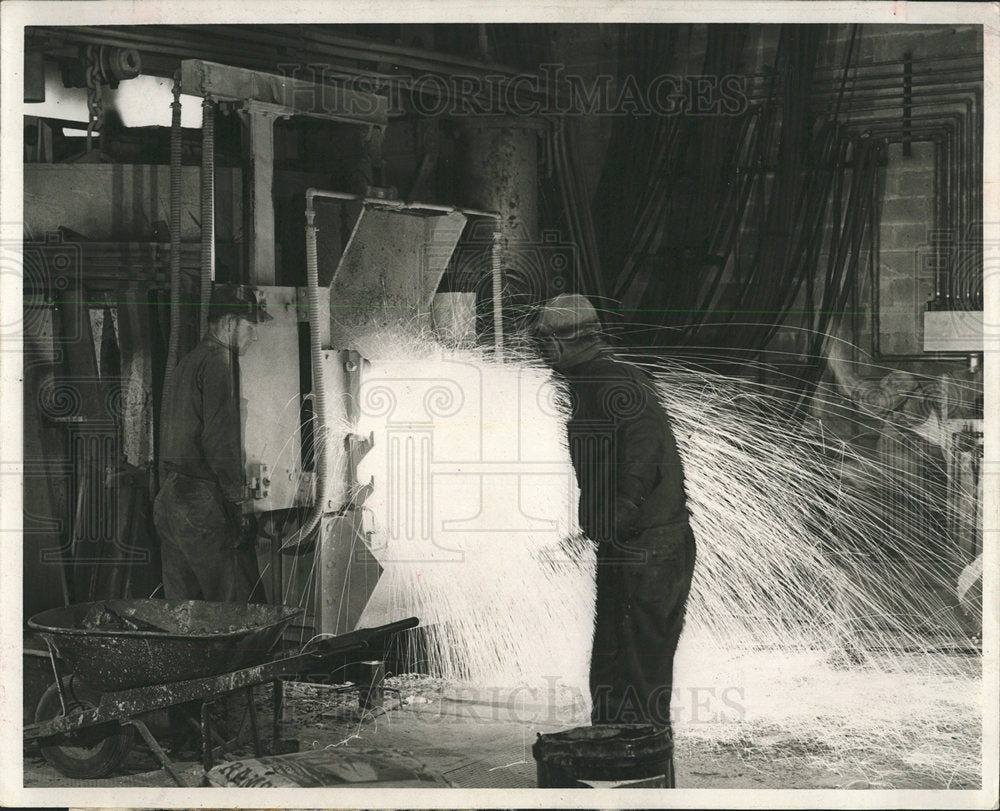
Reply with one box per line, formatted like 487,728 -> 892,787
222,500 -> 256,549
222,499 -> 242,540
613,497 -> 641,541
239,513 -> 259,548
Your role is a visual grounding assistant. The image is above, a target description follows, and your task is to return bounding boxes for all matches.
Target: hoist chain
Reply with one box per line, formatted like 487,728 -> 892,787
84,45 -> 104,152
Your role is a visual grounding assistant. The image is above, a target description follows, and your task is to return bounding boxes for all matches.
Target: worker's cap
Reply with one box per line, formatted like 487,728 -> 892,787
209,284 -> 273,323
532,293 -> 602,339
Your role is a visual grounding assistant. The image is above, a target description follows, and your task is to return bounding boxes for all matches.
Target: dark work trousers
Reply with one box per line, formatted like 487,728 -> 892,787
589,522 -> 696,733
153,471 -> 255,603
154,471 -> 258,748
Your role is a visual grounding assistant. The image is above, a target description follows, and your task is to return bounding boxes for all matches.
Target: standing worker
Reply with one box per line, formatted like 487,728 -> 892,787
533,294 -> 696,783
154,284 -> 271,602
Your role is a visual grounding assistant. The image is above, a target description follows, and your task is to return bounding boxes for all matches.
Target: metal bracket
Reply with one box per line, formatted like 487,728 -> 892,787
248,287 -> 271,320
239,99 -> 293,122
294,471 -> 316,506
248,463 -> 271,500
331,432 -> 375,514
347,431 -> 375,472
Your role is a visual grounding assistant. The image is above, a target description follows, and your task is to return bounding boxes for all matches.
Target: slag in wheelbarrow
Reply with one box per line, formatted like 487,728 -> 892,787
28,599 -> 303,691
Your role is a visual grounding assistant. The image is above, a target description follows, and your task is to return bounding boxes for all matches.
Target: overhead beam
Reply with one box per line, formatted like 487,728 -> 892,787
180,59 -> 388,128
179,60 -> 387,285
31,24 -> 521,82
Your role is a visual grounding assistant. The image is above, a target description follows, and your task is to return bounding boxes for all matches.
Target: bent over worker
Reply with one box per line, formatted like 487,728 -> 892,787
533,294 -> 696,747
154,284 -> 271,602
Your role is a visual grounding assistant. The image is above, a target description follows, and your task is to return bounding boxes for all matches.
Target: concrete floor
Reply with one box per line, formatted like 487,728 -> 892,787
23,685 -> 564,789
23,677 -> 980,790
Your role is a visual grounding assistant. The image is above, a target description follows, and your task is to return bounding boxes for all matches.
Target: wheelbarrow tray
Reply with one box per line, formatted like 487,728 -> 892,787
28,599 -> 303,691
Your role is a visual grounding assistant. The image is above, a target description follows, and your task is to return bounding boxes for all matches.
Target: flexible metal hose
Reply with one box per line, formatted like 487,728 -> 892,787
286,198 -> 328,547
199,98 -> 215,338
492,227 -> 503,355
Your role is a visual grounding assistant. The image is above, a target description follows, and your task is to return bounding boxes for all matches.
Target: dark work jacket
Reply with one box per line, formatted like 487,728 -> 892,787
561,351 -> 689,544
159,336 -> 244,504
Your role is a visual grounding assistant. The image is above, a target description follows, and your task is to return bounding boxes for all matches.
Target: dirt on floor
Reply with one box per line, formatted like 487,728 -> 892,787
23,671 -> 982,791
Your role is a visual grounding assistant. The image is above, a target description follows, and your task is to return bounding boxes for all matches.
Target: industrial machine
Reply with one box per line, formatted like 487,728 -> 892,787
22,57 -> 508,778
239,191 -> 496,637
175,59 -> 501,639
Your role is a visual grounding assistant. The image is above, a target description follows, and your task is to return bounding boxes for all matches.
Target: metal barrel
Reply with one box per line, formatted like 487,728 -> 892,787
532,724 -> 674,788
357,660 -> 385,711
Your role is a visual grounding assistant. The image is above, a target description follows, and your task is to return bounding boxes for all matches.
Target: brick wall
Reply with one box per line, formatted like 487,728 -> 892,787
879,140 -> 938,356
752,24 -> 979,372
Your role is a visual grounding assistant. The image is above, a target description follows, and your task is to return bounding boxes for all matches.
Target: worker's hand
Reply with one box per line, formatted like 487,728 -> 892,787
222,500 -> 256,548
613,496 -> 641,540
239,513 -> 259,548
222,499 -> 242,541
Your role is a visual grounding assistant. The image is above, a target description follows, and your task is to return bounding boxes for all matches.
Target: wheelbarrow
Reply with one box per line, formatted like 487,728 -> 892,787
24,599 -> 419,786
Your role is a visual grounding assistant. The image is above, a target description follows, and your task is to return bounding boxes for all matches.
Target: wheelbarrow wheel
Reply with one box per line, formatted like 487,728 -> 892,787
34,676 -> 135,779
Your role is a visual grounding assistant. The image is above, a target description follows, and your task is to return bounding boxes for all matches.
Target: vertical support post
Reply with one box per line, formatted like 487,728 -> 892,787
457,117 -> 540,342
240,102 -> 280,285
246,686 -> 262,757
272,678 -> 283,746
236,103 -> 282,609
200,700 -> 213,771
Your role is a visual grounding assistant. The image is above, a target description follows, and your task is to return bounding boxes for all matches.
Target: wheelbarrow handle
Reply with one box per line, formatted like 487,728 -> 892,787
299,617 -> 419,656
